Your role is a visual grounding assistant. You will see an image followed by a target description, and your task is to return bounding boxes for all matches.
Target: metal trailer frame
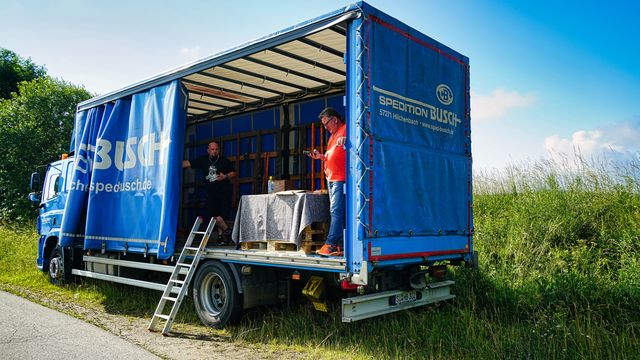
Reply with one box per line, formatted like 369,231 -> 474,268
73,252 -> 454,323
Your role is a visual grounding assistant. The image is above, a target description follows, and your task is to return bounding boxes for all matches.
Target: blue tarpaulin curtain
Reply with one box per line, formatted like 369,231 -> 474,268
60,81 -> 187,259
367,14 -> 471,237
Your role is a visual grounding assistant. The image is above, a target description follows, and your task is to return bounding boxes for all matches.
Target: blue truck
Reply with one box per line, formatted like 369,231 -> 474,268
29,2 -> 474,329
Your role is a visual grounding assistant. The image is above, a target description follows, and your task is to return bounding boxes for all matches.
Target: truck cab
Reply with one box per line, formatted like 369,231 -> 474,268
31,156 -> 74,272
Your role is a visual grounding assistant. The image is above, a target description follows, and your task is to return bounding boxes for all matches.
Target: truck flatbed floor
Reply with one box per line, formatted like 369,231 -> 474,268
203,247 -> 346,272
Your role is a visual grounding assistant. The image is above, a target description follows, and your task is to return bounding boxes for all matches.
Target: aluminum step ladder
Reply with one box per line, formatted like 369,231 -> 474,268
149,216 -> 214,335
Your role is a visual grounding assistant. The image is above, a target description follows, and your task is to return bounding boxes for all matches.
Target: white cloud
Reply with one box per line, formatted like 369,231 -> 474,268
179,46 -> 202,61
544,120 -> 640,160
545,130 -> 602,155
472,89 -> 536,121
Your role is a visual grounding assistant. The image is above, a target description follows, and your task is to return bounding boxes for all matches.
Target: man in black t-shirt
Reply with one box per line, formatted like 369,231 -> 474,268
183,141 -> 236,242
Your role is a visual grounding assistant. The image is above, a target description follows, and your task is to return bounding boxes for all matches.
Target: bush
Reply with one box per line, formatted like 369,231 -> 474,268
0,77 -> 91,221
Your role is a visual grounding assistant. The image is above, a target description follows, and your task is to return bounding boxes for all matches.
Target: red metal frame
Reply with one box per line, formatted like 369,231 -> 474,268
368,243 -> 468,262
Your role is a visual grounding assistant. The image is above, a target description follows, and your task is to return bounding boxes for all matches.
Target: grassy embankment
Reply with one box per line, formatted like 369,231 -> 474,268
1,157 -> 639,359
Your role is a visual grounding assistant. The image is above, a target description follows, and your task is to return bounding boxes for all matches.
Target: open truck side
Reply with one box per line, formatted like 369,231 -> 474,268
29,2 -> 473,329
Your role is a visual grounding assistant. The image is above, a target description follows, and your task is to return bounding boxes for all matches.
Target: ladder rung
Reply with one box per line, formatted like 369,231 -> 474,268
151,217 -> 213,335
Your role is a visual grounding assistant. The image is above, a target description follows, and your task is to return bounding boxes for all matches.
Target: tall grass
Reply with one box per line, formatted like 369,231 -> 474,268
0,223 -> 200,324
234,155 -> 640,358
1,155 -> 639,359
0,223 -> 44,287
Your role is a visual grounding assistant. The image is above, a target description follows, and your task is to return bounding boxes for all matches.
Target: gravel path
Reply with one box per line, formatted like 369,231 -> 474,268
3,286 -> 307,360
0,290 -> 160,360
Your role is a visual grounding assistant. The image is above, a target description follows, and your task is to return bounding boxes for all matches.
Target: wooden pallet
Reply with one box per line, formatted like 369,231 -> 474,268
240,239 -> 324,254
299,241 -> 325,254
267,240 -> 297,252
302,222 -> 329,242
240,240 -> 299,252
308,222 -> 330,232
240,241 -> 268,250
302,231 -> 325,242
239,222 -> 329,253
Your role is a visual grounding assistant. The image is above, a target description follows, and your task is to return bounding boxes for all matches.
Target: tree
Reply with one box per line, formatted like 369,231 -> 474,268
0,77 -> 92,221
0,48 -> 47,99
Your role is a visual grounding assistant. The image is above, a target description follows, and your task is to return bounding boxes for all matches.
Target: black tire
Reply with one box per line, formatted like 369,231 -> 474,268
48,246 -> 65,285
192,261 -> 243,328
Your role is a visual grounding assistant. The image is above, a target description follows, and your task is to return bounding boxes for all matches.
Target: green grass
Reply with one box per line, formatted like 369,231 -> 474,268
0,223 -> 203,324
2,156 -> 639,359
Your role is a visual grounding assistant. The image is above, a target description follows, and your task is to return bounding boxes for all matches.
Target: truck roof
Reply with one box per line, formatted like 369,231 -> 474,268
76,1 -> 467,125
77,3 -> 363,119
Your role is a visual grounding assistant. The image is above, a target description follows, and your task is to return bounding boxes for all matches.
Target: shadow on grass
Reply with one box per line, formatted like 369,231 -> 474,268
60,265 -> 640,359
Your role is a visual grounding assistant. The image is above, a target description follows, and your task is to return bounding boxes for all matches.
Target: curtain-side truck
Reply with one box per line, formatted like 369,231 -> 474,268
29,2 -> 474,329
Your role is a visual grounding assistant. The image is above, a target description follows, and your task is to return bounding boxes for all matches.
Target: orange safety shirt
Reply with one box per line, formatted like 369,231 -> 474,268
324,123 -> 346,182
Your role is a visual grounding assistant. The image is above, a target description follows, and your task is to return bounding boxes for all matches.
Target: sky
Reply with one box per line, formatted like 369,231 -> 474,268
1,0 -> 639,170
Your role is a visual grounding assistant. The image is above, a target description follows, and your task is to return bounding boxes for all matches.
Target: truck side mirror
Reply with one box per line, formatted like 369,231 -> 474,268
30,172 -> 41,192
28,192 -> 41,204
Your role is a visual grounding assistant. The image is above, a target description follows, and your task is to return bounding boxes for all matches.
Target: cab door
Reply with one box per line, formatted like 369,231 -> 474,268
39,161 -> 65,235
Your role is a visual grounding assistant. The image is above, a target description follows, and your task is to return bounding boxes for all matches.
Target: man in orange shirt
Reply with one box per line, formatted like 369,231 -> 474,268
308,107 -> 346,256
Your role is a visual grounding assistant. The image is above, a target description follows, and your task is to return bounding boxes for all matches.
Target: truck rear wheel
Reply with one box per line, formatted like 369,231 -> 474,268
192,261 -> 242,328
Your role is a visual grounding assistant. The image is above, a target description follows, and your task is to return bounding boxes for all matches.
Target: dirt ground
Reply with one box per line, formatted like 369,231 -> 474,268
7,286 -> 307,360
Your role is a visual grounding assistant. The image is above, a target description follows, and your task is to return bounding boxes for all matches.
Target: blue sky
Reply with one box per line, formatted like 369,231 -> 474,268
1,0 -> 639,169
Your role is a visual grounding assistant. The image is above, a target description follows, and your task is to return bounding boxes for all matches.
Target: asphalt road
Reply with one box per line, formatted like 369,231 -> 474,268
0,290 -> 160,360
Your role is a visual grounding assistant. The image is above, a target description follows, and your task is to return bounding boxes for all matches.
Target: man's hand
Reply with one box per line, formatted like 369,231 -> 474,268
307,149 -> 325,161
336,137 -> 346,146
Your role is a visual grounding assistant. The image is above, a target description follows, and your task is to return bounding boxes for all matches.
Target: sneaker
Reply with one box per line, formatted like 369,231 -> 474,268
216,234 -> 225,245
316,244 -> 343,256
222,228 -> 233,244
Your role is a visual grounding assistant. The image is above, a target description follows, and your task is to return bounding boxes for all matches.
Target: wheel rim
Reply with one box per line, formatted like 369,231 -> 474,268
200,272 -> 227,316
49,254 -> 62,280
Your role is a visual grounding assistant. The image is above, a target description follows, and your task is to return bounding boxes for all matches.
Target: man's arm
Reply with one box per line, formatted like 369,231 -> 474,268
182,160 -> 191,168
222,171 -> 237,180
217,159 -> 236,181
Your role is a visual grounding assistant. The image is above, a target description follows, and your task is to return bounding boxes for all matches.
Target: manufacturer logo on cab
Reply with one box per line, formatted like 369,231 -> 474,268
436,84 -> 453,106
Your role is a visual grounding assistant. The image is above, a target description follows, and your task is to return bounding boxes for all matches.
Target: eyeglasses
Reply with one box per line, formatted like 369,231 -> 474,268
321,116 -> 334,128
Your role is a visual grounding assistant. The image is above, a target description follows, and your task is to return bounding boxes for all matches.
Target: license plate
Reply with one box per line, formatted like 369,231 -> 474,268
391,291 -> 418,306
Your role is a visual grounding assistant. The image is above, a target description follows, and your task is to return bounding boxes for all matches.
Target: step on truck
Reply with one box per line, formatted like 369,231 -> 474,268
29,1 -> 474,329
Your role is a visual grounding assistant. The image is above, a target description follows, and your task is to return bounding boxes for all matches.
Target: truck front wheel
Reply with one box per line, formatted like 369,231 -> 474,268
192,261 -> 242,328
48,246 -> 65,285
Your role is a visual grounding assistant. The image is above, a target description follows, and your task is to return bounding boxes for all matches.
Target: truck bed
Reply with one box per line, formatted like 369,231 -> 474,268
203,246 -> 346,272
